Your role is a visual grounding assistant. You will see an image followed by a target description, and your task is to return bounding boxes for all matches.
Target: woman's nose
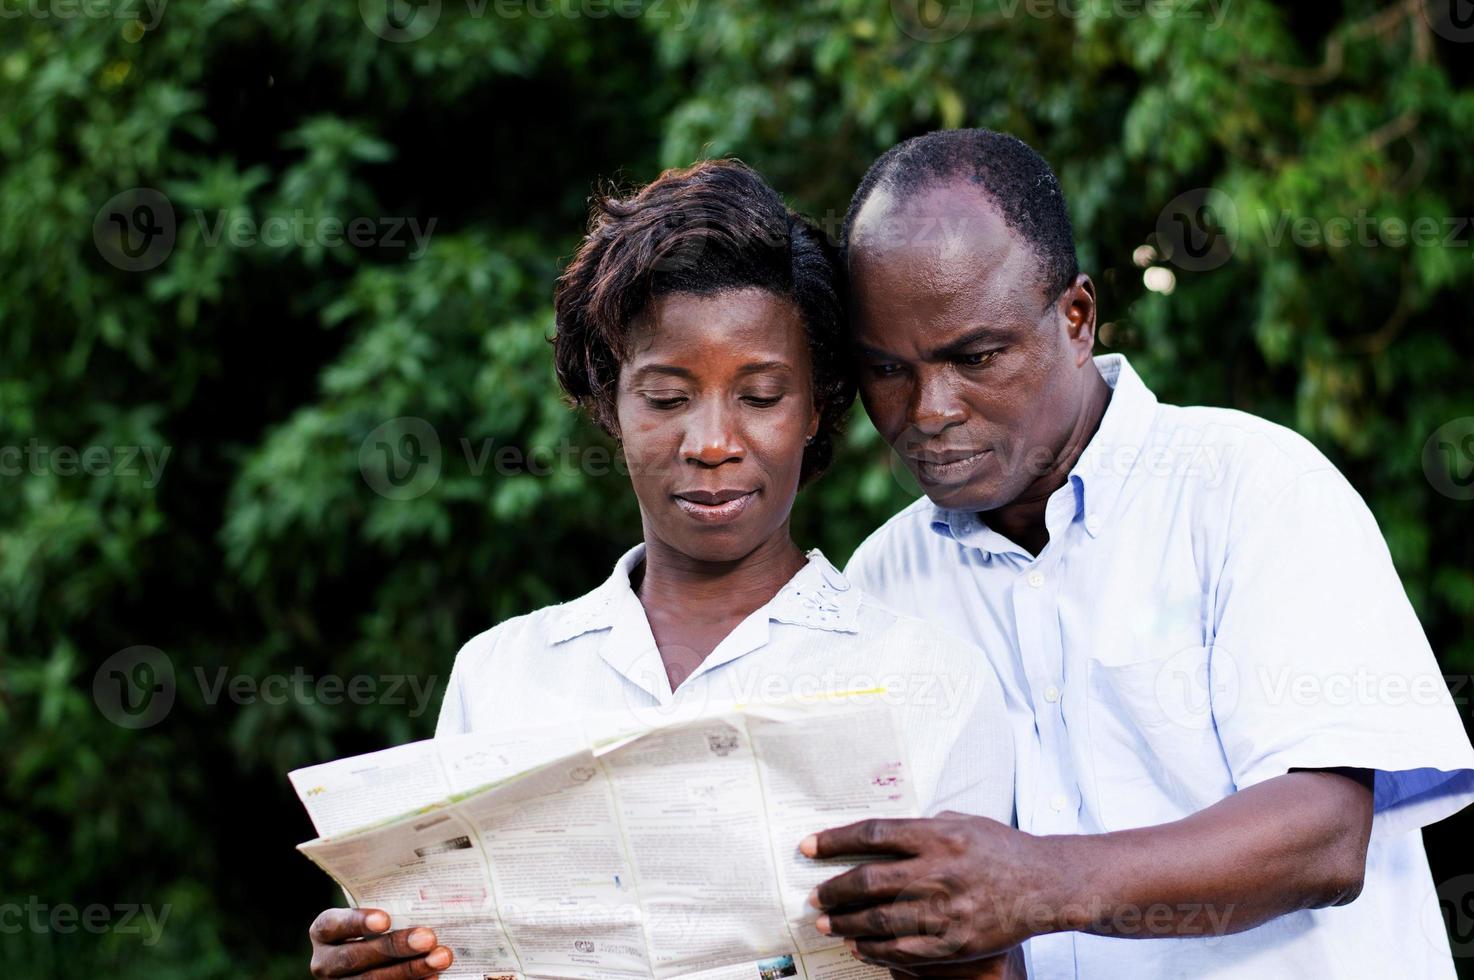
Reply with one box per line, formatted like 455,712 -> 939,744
681,402 -> 745,467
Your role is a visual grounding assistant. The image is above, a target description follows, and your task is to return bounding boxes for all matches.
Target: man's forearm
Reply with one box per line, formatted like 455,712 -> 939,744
1038,769 -> 1374,939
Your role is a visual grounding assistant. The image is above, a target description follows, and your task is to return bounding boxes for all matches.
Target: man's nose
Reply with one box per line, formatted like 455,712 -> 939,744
908,370 -> 968,437
682,401 -> 745,466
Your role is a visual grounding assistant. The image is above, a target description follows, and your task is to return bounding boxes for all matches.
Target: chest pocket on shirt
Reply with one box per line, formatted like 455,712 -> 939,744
1083,618 -> 1238,830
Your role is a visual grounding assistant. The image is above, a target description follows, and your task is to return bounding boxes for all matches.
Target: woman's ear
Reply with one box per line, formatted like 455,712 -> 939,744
805,403 -> 821,444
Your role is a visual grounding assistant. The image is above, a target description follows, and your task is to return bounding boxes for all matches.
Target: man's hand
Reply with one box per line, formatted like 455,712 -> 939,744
801,770 -> 1373,970
884,946 -> 1027,979
801,813 -> 1056,966
308,907 -> 453,979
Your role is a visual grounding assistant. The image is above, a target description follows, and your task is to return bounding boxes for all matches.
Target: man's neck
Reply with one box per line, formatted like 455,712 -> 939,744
984,369 -> 1113,558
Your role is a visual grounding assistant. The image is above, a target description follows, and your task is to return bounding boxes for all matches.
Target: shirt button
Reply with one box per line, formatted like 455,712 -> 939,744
1050,794 -> 1069,812
1086,513 -> 1102,533
1027,571 -> 1045,588
1044,685 -> 1061,703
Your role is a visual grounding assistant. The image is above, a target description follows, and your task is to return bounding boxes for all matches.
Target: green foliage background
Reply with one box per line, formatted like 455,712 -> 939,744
2,1 -> 1471,975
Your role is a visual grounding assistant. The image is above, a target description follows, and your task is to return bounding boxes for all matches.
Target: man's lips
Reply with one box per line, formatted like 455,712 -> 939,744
672,488 -> 759,523
907,448 -> 992,483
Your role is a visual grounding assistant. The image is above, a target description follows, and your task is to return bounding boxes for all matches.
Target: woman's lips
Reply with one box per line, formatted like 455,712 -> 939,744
673,490 -> 758,523
910,449 -> 992,485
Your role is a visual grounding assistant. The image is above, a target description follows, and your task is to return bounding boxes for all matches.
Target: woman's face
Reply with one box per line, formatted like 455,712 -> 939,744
615,287 -> 820,564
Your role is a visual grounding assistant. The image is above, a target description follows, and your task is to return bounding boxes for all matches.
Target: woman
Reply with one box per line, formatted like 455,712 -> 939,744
307,160 -> 1015,979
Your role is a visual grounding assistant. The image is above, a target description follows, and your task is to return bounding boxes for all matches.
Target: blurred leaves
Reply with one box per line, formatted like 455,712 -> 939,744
1,1 -> 1472,977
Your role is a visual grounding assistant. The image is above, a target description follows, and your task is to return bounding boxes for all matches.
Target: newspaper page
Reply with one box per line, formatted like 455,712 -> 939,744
290,694 -> 916,980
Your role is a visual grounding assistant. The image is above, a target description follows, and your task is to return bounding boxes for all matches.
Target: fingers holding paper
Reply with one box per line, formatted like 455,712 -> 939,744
308,907 -> 453,979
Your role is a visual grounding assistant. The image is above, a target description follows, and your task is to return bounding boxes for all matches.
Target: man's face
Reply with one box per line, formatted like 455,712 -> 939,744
849,181 -> 1095,513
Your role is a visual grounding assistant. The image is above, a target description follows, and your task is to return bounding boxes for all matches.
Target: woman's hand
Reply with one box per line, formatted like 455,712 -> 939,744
308,907 -> 452,978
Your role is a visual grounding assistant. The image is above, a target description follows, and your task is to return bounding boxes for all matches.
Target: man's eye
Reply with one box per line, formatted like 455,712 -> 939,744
958,351 -> 999,368
868,363 -> 903,378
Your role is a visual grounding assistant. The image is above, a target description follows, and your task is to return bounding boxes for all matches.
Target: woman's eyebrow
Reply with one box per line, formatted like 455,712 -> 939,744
630,361 -> 793,382
736,360 -> 792,375
628,364 -> 694,382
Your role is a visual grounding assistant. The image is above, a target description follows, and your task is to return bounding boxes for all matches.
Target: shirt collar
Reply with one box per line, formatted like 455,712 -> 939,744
547,543 -> 862,646
929,353 -> 1159,554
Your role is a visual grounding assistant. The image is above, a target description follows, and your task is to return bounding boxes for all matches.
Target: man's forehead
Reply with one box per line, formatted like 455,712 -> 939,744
849,186 -> 1037,305
850,180 -> 1012,251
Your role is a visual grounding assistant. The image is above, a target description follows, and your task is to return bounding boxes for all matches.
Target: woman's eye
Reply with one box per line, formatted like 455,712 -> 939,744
646,395 -> 687,409
743,395 -> 783,407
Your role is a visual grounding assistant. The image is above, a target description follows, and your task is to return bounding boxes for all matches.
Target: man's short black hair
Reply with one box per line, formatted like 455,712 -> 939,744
842,128 -> 1080,301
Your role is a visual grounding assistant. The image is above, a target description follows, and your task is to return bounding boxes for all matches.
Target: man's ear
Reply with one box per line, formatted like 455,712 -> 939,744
1061,274 -> 1098,367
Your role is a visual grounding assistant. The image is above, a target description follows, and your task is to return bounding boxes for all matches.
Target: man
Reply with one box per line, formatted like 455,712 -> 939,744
801,129 -> 1474,978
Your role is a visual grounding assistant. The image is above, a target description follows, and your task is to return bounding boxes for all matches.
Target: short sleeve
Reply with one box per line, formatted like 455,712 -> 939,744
1211,467 -> 1474,838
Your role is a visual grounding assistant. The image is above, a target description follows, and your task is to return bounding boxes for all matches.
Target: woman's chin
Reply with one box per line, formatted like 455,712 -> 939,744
655,513 -> 785,565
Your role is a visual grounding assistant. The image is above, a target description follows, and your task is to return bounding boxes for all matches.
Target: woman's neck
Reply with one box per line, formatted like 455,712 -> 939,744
634,527 -> 809,617
633,527 -> 809,691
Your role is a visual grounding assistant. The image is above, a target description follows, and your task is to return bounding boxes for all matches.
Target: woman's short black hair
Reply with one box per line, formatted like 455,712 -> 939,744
553,159 -> 855,485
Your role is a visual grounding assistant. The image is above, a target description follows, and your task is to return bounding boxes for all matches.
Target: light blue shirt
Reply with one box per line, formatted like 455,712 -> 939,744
847,353 -> 1474,979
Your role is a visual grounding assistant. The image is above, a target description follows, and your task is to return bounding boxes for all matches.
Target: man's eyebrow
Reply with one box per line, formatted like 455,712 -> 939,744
932,326 -> 1010,359
856,326 -> 1009,363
